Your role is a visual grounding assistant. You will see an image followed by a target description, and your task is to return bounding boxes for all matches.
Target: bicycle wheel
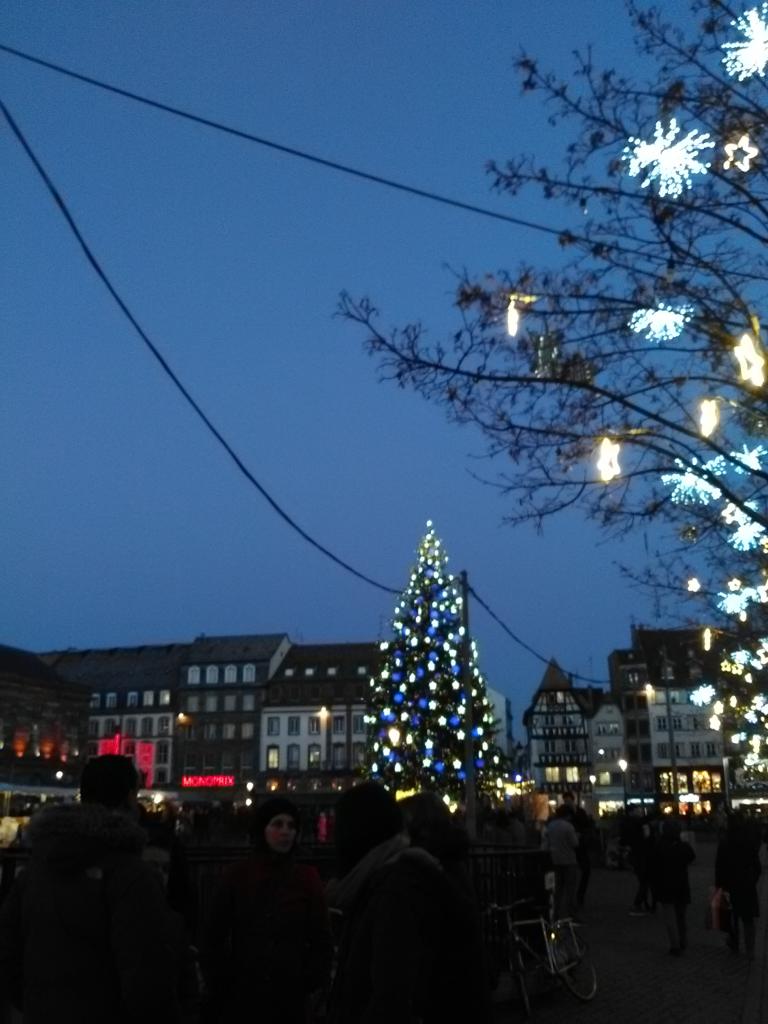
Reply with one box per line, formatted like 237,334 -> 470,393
509,943 -> 532,1018
559,953 -> 597,1002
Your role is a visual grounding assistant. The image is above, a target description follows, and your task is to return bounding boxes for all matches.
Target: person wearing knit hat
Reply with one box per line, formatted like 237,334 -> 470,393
250,796 -> 301,856
201,795 -> 331,1024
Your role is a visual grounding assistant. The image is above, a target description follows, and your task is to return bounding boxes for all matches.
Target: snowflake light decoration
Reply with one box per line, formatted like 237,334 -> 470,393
722,501 -> 765,552
628,303 -> 693,342
623,119 -> 714,198
690,684 -> 716,708
661,456 -> 724,504
722,4 -> 768,81
732,445 -> 767,474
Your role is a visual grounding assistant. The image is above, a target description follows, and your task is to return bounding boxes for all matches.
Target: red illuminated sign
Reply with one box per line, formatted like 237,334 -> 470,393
181,774 -> 235,788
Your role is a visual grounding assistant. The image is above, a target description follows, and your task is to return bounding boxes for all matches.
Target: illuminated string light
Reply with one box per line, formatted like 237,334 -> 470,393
699,399 -> 719,437
506,293 -> 536,337
597,438 -> 621,481
687,577 -> 702,593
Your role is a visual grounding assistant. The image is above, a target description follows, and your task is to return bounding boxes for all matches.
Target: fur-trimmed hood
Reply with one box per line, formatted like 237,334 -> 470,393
26,801 -> 146,874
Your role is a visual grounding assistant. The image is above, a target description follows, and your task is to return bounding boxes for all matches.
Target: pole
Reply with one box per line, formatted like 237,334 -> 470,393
460,571 -> 477,841
661,648 -> 679,812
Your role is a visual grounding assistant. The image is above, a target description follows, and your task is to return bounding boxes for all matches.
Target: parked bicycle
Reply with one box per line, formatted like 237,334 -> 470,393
487,898 -> 597,1017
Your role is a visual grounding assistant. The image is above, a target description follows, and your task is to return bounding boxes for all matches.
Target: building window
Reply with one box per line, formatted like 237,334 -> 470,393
287,744 -> 300,769
155,741 -> 169,765
356,666 -> 368,676
243,664 -> 256,683
203,751 -> 217,771
158,717 -> 170,735
221,751 -> 234,770
267,746 -> 280,770
159,690 -> 171,706
327,666 -> 338,676
597,771 -> 611,786
141,717 -> 153,737
284,667 -> 295,678
187,666 -> 200,685
125,718 -> 137,738
690,741 -> 701,758
565,766 -> 579,783
143,691 -> 155,707
186,695 -> 199,712
206,666 -> 219,685
224,665 -> 237,683
104,718 -> 116,736
105,693 -> 117,709
127,692 -> 139,708
305,667 -> 315,677
88,719 -> 99,737
241,723 -> 254,740
352,742 -> 365,765
242,694 -> 255,712
224,695 -> 237,712
267,717 -> 280,736
240,751 -> 253,771
184,752 -> 198,770
155,768 -> 168,784
656,717 -> 668,731
288,716 -> 300,736
90,693 -> 101,709
672,716 -> 683,730
352,714 -> 365,734
544,767 -> 560,783
332,743 -> 346,769
309,716 -> 321,735
222,723 -> 236,740
205,695 -> 218,713
333,715 -> 345,735
204,723 -> 218,741
307,743 -> 321,768
123,740 -> 135,757
87,741 -> 98,757
657,743 -> 668,758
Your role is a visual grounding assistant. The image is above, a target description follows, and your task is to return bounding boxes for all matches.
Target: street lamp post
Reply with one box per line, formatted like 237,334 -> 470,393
618,758 -> 628,810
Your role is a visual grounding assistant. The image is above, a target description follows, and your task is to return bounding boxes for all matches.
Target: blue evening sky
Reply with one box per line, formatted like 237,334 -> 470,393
2,2 -> 669,721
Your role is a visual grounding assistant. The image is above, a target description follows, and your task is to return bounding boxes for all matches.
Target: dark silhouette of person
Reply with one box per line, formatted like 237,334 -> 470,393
649,818 -> 695,955
326,782 -> 490,1024
716,812 -> 762,959
201,796 -> 331,1024
0,755 -> 186,1024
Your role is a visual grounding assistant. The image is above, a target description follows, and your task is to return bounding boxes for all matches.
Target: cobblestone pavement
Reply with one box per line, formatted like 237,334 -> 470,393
492,835 -> 767,1024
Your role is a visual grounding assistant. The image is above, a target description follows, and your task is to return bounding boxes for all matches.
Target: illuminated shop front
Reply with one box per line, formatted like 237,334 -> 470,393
657,767 -> 723,814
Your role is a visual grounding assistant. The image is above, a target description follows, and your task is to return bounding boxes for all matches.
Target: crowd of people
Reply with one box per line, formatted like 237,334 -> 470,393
0,758 -> 764,1022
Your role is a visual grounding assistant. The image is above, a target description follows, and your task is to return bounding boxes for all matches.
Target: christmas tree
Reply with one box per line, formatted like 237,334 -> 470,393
366,521 -> 505,806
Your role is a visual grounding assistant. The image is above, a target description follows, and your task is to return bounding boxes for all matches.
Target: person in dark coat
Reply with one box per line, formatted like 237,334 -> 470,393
326,782 -> 490,1024
715,813 -> 762,959
201,796 -> 331,1024
649,818 -> 695,956
0,755 -> 186,1024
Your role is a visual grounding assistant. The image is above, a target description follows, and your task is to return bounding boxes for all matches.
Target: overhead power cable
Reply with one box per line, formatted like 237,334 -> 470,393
0,96 -> 399,597
469,584 -> 610,687
2,89 -> 611,687
0,42 -> 568,240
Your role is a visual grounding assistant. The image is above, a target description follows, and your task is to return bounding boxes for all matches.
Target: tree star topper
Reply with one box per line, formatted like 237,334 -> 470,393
623,118 -> 714,198
723,133 -> 759,172
722,5 -> 768,81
